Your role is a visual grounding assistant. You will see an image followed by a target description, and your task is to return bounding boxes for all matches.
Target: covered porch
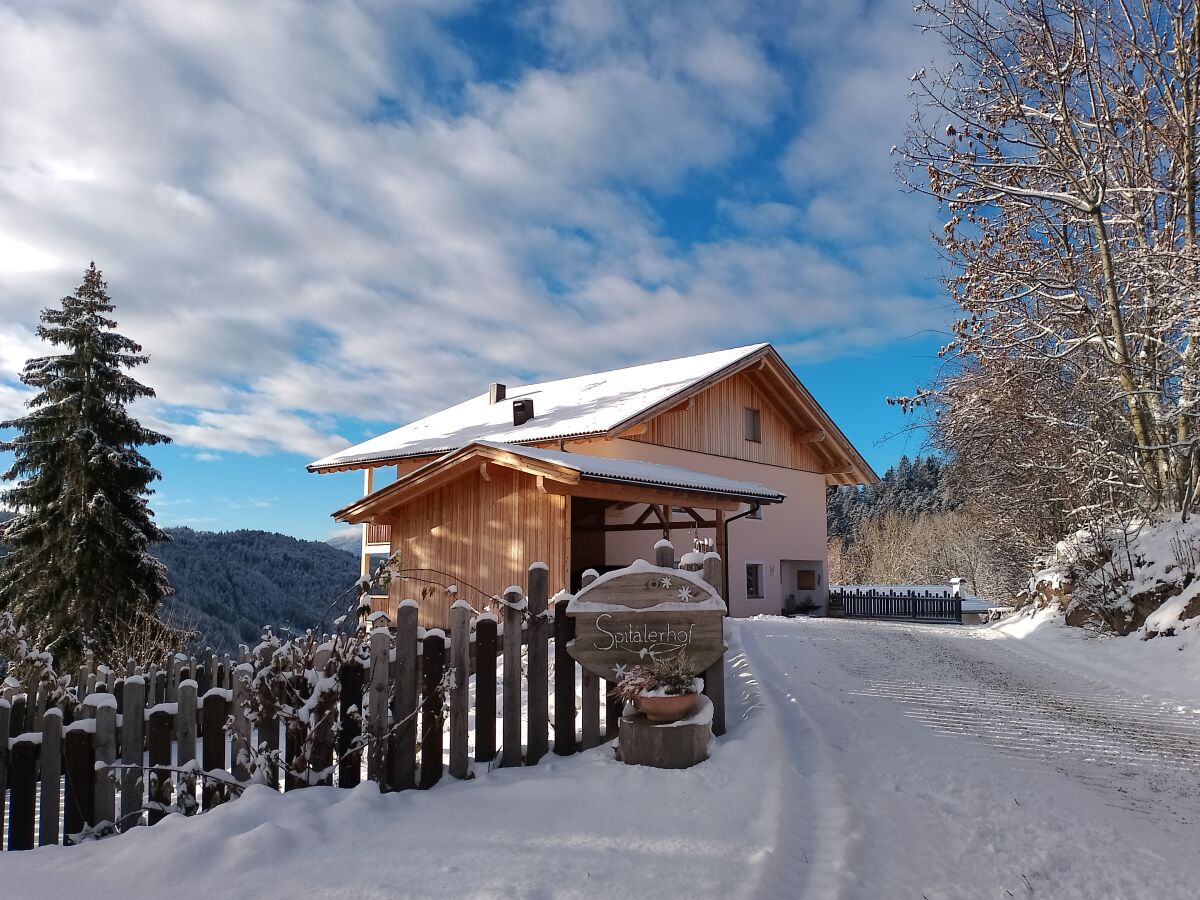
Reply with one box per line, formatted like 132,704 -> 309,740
333,441 -> 784,628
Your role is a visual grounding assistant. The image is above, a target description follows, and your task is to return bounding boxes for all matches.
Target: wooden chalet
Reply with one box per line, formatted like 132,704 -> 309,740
309,344 -> 876,627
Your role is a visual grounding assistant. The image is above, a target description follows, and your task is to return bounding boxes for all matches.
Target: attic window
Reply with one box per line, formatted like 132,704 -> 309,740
744,407 -> 761,443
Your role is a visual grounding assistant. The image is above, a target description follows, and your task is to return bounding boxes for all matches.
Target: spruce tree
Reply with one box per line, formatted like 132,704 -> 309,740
0,263 -> 171,662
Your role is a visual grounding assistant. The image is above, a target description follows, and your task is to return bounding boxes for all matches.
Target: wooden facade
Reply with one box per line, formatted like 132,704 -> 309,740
625,370 -> 828,472
381,468 -> 569,628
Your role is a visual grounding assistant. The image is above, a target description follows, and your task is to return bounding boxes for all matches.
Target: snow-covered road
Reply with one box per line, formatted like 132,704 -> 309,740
6,617 -> 1199,899
742,616 -> 1200,899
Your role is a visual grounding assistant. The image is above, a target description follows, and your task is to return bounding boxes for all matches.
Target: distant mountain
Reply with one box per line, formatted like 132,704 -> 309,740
154,527 -> 360,653
326,530 -> 362,555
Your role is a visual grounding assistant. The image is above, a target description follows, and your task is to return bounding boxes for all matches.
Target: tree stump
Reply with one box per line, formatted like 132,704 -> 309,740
618,695 -> 712,770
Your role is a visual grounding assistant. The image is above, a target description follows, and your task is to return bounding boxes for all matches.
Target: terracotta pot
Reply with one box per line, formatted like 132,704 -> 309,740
634,691 -> 699,723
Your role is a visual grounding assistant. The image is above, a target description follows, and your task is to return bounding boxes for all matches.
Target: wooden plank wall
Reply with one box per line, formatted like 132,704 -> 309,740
385,469 -> 569,628
627,370 -> 826,472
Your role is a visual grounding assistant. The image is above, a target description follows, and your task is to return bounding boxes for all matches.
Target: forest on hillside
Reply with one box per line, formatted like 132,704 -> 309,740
153,528 -> 360,653
826,456 -> 1021,599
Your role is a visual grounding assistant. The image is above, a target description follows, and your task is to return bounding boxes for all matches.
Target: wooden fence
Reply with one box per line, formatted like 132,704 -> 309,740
0,553 -> 726,851
830,587 -> 963,623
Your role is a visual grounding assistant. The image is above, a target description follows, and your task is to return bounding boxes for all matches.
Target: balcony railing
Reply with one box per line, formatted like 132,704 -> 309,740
365,523 -> 392,546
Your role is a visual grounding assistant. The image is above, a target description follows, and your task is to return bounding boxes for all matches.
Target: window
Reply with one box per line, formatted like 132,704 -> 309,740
746,563 -> 765,599
744,407 -> 761,442
796,569 -> 817,591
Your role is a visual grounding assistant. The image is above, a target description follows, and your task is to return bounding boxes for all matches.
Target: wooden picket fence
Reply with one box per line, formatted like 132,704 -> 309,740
0,550 -> 727,850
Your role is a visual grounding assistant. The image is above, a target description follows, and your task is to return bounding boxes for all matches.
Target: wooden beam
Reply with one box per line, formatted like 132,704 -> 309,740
794,428 -> 826,444
535,477 -> 743,512
479,462 -> 493,482
576,520 -> 717,534
618,423 -> 649,437
632,506 -> 656,527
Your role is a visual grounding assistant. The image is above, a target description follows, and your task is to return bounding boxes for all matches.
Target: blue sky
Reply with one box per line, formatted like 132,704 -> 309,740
0,0 -> 952,540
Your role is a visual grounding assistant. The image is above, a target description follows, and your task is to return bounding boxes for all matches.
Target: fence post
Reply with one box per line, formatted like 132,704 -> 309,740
63,723 -> 94,841
474,613 -> 498,764
120,676 -> 145,831
500,587 -> 524,768
390,600 -> 418,792
0,697 -> 9,844
176,679 -> 198,813
7,738 -> 36,850
579,570 -> 601,750
553,601 -> 577,756
419,630 -> 445,789
338,658 -> 363,789
526,563 -> 549,766
202,689 -> 229,809
449,601 -> 471,779
91,695 -> 117,830
147,708 -> 171,825
367,629 -> 389,786
654,539 -> 675,568
231,664 -> 252,782
39,707 -> 62,846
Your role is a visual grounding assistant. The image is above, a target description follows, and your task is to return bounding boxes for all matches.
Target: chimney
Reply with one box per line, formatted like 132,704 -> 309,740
489,382 -> 507,404
512,398 -> 534,426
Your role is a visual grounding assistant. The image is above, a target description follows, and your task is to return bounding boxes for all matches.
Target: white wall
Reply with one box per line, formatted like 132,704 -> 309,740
569,439 -> 828,617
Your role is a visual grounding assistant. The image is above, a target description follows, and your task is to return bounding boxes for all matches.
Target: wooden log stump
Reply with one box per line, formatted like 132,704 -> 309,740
618,695 -> 712,770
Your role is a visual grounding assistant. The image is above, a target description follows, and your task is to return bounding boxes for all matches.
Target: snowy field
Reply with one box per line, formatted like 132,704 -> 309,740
6,616 -> 1200,899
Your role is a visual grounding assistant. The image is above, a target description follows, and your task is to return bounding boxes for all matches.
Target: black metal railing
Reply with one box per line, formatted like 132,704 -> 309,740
830,588 -> 963,624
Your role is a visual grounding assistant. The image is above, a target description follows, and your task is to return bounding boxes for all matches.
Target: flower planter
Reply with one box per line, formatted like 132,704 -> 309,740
633,691 -> 699,723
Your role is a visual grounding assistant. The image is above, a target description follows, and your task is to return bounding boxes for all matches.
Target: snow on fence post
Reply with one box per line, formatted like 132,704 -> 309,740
176,680 -> 198,811
526,563 -> 549,766
231,664 -> 252,782
63,721 -> 94,841
7,736 -> 36,850
39,708 -> 63,846
474,612 -> 498,764
419,630 -> 446,789
654,538 -> 675,568
367,630 -> 389,786
390,600 -> 419,792
91,695 -> 117,830
338,658 -> 364,789
500,587 -> 524,768
449,601 -> 471,780
202,689 -> 229,809
0,698 -> 9,844
700,551 -> 727,736
579,569 -> 601,750
120,677 -> 145,830
147,707 -> 171,825
553,599 -> 577,756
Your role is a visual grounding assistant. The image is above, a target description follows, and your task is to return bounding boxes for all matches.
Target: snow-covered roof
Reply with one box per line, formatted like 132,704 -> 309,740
334,440 -> 784,523
310,344 -> 769,472
474,441 -> 785,503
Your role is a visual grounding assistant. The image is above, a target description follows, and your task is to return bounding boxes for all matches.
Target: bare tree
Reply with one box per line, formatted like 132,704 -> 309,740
897,0 -> 1200,533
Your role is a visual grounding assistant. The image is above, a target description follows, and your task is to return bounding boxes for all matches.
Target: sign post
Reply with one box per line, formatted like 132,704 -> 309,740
565,559 -> 724,769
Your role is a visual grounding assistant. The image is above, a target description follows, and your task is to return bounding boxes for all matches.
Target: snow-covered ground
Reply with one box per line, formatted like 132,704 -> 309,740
6,617 -> 1200,899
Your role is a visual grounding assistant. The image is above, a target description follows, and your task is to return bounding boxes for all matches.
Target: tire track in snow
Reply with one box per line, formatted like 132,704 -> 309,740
836,619 -> 1200,824
734,622 -> 855,900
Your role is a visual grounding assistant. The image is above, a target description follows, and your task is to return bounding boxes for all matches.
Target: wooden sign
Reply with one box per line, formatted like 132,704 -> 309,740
565,561 -> 725,680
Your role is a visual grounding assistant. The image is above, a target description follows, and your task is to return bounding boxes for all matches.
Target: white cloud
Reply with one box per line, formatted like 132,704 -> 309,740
0,0 -> 946,458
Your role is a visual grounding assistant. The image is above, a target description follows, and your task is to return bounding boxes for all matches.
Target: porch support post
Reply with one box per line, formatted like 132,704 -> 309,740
715,508 -> 728,606
360,467 -> 375,578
